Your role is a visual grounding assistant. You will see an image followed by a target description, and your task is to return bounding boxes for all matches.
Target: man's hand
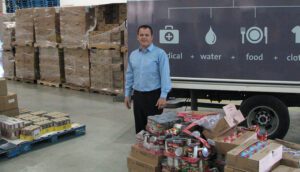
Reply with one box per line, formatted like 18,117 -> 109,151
156,98 -> 167,109
124,96 -> 132,109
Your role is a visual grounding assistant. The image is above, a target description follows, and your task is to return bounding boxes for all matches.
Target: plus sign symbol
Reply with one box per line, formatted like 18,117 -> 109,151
164,32 -> 174,41
159,25 -> 179,44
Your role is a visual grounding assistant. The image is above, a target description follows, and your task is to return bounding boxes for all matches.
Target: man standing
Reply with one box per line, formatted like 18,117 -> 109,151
124,25 -> 172,133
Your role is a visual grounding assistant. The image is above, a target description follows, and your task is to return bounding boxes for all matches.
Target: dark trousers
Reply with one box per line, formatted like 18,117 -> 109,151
133,88 -> 163,134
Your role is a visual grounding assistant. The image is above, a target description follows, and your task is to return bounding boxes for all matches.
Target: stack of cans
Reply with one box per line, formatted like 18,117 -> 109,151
0,115 -> 25,140
146,111 -> 181,135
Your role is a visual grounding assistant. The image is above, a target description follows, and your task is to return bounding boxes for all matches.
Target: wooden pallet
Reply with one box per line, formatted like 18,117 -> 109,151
34,42 -> 58,48
121,46 -> 128,53
58,43 -> 86,49
90,88 -> 122,96
5,77 -> 15,81
37,80 -> 61,88
12,41 -> 34,47
88,44 -> 121,50
0,123 -> 85,159
62,84 -> 89,92
14,78 -> 36,84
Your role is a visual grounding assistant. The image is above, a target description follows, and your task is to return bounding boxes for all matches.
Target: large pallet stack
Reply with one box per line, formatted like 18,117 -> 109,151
60,6 -> 95,90
34,7 -> 64,86
15,9 -> 38,83
2,4 -> 128,96
89,4 -> 127,95
2,14 -> 16,80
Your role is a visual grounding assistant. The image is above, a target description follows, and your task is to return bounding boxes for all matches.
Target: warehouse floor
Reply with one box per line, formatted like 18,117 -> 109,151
0,81 -> 299,172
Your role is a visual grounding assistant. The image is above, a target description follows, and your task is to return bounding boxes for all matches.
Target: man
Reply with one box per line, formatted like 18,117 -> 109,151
124,25 -> 172,134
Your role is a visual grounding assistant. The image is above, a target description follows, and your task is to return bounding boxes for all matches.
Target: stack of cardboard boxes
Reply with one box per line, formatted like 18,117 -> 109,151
90,49 -> 123,94
0,78 -> 19,116
89,4 -> 126,94
60,6 -> 95,89
128,144 -> 163,172
15,9 -> 38,81
2,14 -> 16,79
2,4 -> 128,95
34,7 -> 64,85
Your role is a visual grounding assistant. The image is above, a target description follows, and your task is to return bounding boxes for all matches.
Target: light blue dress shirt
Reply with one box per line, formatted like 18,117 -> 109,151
125,44 -> 172,98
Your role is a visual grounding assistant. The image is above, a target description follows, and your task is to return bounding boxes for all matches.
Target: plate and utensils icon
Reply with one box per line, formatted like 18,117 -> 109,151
241,26 -> 268,44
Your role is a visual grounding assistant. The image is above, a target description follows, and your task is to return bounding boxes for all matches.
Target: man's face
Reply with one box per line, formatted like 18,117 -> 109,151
137,28 -> 153,48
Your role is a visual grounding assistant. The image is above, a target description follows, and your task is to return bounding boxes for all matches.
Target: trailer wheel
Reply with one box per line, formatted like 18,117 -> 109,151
240,95 -> 290,139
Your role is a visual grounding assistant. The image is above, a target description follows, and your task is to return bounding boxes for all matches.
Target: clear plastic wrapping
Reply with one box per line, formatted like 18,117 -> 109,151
2,22 -> 15,50
193,113 -> 224,130
39,47 -> 63,83
89,49 -> 123,93
15,46 -> 37,80
34,7 -> 60,47
2,51 -> 15,78
88,24 -> 122,47
64,48 -> 90,87
60,6 -> 95,48
15,9 -> 34,45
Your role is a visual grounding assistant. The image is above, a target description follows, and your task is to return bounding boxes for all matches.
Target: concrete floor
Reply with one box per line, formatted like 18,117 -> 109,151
0,81 -> 299,172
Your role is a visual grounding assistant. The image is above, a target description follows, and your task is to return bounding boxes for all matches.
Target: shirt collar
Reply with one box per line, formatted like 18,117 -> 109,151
139,43 -> 154,52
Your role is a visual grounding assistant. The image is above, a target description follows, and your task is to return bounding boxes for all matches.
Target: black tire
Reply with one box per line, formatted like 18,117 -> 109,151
240,95 -> 290,139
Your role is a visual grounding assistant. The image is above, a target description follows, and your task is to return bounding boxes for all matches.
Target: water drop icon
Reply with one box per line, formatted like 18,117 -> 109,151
205,26 -> 217,45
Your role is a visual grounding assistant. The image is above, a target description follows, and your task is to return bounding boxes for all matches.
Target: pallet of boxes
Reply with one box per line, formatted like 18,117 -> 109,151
14,9 -> 39,83
89,4 -> 127,95
2,14 -> 16,80
59,6 -> 94,91
34,7 -> 64,87
127,104 -> 300,172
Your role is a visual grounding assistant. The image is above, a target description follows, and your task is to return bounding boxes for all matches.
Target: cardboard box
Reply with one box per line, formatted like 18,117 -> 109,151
64,48 -> 90,87
34,7 -> 60,47
0,108 -> 20,117
203,104 -> 245,139
127,156 -> 160,172
227,140 -> 282,172
0,93 -> 18,111
224,166 -> 249,172
274,139 -> 300,168
2,51 -> 15,79
213,129 -> 257,155
39,48 -> 64,83
60,6 -> 95,48
15,46 -> 38,80
0,79 -> 8,96
15,9 -> 34,45
130,144 -> 163,166
272,165 -> 300,172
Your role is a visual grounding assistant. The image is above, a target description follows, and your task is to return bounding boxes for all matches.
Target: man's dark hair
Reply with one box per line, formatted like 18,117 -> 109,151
137,25 -> 153,35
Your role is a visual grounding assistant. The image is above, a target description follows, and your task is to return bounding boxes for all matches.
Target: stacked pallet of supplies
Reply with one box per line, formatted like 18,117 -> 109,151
15,9 -> 38,82
2,14 -> 16,80
89,4 -> 127,95
0,78 -> 19,116
16,111 -> 71,141
34,7 -> 64,86
60,6 -> 95,90
2,4 -> 128,96
127,104 -> 300,172
0,110 -> 73,141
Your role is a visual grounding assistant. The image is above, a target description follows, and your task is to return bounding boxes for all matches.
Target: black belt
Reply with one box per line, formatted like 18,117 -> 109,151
134,88 -> 161,94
